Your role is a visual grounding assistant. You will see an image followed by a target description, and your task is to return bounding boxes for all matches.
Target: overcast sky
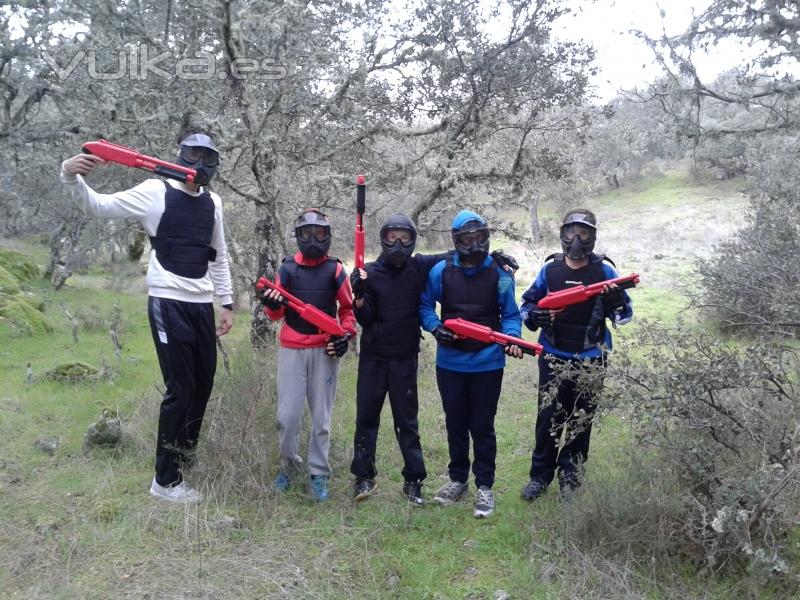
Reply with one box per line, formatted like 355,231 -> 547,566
553,0 -> 752,101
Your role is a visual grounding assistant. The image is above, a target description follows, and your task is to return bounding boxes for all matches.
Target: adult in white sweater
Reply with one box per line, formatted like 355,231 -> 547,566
60,128 -> 234,504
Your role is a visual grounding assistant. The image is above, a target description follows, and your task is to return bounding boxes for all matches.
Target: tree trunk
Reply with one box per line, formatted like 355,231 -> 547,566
250,213 -> 288,346
127,226 -> 147,262
529,199 -> 542,241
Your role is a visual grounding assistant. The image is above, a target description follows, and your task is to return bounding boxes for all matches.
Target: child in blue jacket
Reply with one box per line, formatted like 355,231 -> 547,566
419,210 -> 523,518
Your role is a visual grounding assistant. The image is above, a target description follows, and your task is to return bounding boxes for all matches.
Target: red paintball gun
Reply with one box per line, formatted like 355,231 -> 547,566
354,174 -> 366,269
537,273 -> 640,311
444,318 -> 543,357
81,139 -> 197,183
256,276 -> 346,337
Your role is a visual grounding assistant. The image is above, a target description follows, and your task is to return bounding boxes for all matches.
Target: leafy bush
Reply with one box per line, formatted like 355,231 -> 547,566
696,137 -> 800,335
588,322 -> 800,588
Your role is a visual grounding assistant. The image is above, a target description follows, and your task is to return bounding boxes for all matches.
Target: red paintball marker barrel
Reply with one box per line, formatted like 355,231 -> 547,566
354,174 -> 366,269
444,318 -> 543,357
82,139 -> 197,183
537,273 -> 640,311
256,276 -> 346,337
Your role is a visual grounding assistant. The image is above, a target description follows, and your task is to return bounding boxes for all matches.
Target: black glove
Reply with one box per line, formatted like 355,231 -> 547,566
329,333 -> 351,357
602,286 -> 626,314
261,291 -> 283,310
350,268 -> 365,299
491,249 -> 519,273
433,325 -> 456,346
524,308 -> 552,331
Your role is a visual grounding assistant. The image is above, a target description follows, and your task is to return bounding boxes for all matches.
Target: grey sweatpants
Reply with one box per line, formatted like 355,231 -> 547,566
276,346 -> 340,477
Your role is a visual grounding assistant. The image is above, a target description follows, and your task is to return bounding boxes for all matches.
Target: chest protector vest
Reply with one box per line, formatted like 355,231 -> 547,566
360,258 -> 423,359
441,257 -> 500,353
150,182 -> 217,279
544,254 -> 609,353
280,256 -> 339,335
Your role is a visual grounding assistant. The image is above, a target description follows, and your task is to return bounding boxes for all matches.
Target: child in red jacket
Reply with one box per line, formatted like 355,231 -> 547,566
261,209 -> 357,501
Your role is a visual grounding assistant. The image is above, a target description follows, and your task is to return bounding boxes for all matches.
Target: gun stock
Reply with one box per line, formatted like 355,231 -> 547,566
82,139 -> 197,183
257,277 -> 346,337
537,273 -> 640,310
444,318 -> 543,357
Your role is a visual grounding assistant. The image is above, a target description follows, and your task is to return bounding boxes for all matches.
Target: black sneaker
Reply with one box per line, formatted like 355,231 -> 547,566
353,478 -> 377,501
402,481 -> 425,507
521,478 -> 548,502
558,473 -> 580,503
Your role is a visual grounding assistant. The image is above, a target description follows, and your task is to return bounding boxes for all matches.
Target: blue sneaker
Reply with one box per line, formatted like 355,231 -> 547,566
309,475 -> 330,502
273,471 -> 290,493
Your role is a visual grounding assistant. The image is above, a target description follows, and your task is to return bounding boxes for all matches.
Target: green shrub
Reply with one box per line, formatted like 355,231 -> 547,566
697,138 -> 800,335
595,323 -> 800,588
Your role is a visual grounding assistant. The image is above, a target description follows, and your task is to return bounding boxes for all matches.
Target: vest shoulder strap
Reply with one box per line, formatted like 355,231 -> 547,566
593,254 -> 616,268
544,252 -> 616,268
544,253 -> 564,263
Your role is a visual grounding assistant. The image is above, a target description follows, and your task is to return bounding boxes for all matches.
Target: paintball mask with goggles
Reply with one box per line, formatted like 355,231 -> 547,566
177,133 -> 220,186
560,208 -> 597,260
294,209 -> 332,259
452,217 -> 490,265
380,213 -> 418,268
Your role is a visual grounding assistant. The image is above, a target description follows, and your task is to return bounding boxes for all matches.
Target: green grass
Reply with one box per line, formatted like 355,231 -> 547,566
1,172 -> 793,599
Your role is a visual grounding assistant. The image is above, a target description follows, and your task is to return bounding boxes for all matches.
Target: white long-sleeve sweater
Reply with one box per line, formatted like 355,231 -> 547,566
60,166 -> 234,305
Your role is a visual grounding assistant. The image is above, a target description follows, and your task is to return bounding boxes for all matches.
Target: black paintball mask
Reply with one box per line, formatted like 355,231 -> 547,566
380,213 -> 417,268
294,209 -> 332,260
559,209 -> 597,260
177,133 -> 220,186
452,219 -> 490,265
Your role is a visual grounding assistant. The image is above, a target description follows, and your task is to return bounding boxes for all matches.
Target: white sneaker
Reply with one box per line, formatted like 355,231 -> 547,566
149,478 -> 202,504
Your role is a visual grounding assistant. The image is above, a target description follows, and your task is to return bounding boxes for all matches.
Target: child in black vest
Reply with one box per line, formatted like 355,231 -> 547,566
519,208 -> 633,501
261,209 -> 357,501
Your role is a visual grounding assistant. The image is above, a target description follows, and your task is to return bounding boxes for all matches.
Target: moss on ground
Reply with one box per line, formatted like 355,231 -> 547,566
0,250 -> 51,335
0,246 -> 41,282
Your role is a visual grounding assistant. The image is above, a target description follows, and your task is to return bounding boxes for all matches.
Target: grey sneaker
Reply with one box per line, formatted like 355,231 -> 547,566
433,480 -> 468,506
473,486 -> 495,518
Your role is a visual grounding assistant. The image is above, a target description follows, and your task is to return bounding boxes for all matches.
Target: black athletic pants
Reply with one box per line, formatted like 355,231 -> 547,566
436,367 -> 504,489
350,356 -> 427,483
148,297 -> 217,487
529,354 -> 605,485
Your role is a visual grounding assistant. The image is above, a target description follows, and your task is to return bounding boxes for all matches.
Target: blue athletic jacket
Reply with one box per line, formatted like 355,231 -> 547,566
420,253 -> 521,373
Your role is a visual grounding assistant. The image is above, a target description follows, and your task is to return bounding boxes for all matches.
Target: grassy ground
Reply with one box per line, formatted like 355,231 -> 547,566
0,172 -> 759,599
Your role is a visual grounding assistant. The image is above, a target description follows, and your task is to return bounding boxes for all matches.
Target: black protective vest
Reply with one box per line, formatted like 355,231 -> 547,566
150,182 -> 217,279
359,257 -> 423,359
279,256 -> 340,335
440,257 -> 500,353
544,254 -> 608,353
